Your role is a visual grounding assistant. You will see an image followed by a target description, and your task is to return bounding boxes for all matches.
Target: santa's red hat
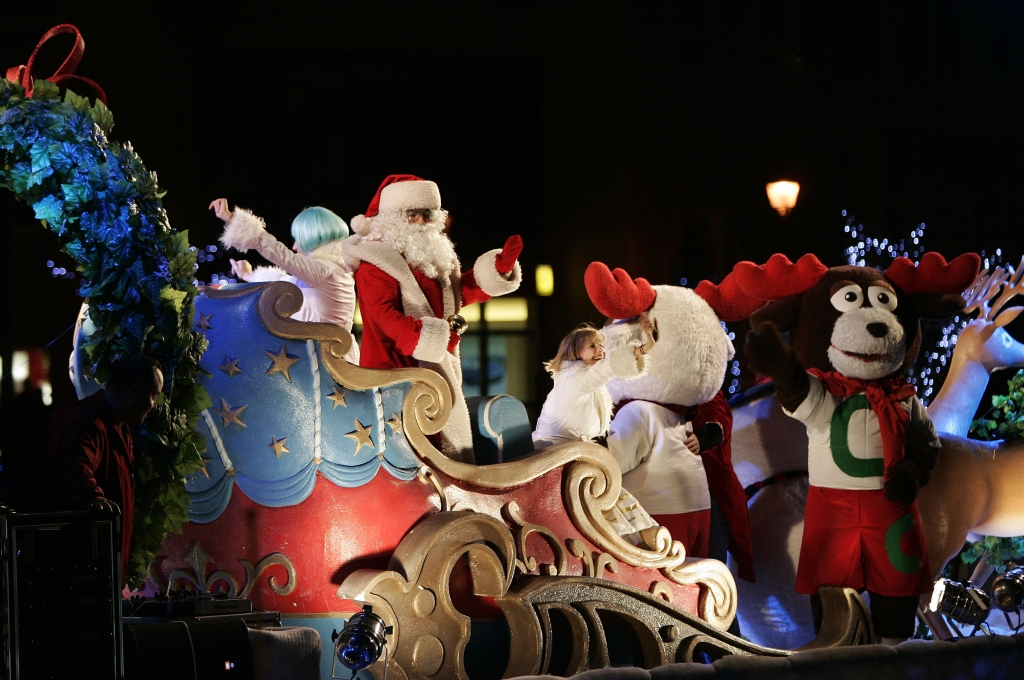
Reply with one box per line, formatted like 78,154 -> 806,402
351,174 -> 442,236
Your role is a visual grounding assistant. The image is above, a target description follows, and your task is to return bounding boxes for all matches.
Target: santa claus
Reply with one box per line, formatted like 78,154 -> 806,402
344,174 -> 523,463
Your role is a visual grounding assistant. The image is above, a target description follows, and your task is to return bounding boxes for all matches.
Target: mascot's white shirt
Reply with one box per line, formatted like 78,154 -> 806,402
608,401 -> 711,515
785,374 -> 939,490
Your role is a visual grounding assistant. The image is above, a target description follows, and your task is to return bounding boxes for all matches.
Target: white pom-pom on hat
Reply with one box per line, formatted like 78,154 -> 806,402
350,214 -> 373,236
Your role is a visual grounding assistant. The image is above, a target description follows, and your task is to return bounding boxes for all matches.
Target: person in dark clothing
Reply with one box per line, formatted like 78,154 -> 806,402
36,357 -> 163,581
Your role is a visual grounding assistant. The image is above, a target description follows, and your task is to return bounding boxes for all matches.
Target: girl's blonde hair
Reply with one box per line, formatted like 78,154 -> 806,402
544,324 -> 604,374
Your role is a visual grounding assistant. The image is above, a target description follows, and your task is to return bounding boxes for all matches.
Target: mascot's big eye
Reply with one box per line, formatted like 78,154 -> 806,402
868,285 -> 898,311
830,284 -> 863,312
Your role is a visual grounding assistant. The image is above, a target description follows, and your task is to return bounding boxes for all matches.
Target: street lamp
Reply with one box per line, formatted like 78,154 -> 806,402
766,181 -> 800,216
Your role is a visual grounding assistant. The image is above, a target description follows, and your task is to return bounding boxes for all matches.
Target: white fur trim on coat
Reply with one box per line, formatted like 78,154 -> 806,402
309,239 -> 350,271
340,234 -> 364,272
249,266 -> 290,283
345,239 -> 459,320
412,316 -> 450,363
472,249 -> 521,297
219,207 -> 266,252
379,180 -> 441,213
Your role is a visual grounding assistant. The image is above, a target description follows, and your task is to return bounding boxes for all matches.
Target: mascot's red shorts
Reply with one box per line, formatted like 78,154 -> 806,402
796,486 -> 932,597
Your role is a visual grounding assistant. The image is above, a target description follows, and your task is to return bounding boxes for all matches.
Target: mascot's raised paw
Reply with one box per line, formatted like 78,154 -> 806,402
743,321 -> 790,376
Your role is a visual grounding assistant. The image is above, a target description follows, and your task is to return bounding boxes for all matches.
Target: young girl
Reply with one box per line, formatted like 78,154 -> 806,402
532,320 -> 654,449
210,198 -> 359,363
532,319 -> 657,542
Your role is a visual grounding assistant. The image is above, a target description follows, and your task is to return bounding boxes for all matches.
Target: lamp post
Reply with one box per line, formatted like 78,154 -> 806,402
766,181 -> 800,216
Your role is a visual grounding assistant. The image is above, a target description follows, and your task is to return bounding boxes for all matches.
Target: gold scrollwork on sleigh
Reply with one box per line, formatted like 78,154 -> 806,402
503,500 -> 568,576
336,511 -> 856,680
148,541 -> 296,599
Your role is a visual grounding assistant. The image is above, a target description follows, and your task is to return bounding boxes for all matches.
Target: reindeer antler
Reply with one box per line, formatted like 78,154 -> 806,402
885,252 -> 981,295
584,262 -> 657,319
964,256 -> 1024,325
731,253 -> 829,301
693,254 -> 826,321
694,273 -> 768,321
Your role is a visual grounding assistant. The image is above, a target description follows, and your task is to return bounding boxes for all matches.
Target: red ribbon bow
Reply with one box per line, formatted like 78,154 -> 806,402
6,24 -> 107,105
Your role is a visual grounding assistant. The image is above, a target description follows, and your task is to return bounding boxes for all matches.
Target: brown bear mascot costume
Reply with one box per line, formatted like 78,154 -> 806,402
735,251 -> 980,644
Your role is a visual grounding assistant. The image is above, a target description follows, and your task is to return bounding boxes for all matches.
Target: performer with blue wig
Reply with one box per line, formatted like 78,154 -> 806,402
211,199 -> 359,363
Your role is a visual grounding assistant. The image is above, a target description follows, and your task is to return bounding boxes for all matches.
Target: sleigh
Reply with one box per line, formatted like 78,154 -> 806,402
145,281 -> 868,678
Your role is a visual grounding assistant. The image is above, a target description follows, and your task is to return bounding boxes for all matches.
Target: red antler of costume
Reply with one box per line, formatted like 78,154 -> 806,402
885,252 -> 982,295
694,273 -> 768,322
731,253 -> 829,301
584,262 -> 657,319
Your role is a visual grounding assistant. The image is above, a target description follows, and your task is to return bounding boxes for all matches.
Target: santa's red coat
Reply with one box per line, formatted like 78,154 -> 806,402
356,262 -> 490,369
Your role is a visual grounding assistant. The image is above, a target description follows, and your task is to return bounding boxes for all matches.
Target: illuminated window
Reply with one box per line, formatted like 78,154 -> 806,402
535,265 -> 554,296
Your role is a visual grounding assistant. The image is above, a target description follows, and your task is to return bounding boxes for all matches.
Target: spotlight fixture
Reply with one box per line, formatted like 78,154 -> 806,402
991,564 -> 1024,612
331,605 -> 393,679
929,578 -> 991,627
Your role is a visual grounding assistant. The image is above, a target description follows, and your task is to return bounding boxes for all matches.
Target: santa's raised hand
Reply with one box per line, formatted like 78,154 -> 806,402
495,235 -> 523,276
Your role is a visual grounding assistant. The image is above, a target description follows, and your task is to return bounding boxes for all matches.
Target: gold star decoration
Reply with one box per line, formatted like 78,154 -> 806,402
213,397 -> 247,428
326,386 -> 347,410
220,356 -> 242,378
197,312 -> 214,332
268,435 -> 290,459
264,345 -> 300,382
199,455 -> 213,479
345,419 -> 374,454
387,413 -> 403,434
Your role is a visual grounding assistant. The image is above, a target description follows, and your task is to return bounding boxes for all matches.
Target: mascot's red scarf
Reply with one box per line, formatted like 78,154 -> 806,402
808,369 -> 917,474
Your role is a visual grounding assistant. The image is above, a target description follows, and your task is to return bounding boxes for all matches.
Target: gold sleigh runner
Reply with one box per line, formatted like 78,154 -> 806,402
204,283 -> 871,677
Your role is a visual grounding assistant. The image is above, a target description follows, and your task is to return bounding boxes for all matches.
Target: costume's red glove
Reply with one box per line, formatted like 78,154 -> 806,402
495,235 -> 523,275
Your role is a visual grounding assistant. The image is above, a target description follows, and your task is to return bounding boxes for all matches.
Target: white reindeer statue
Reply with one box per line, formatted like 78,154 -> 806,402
918,261 -> 1024,572
730,258 -> 1024,648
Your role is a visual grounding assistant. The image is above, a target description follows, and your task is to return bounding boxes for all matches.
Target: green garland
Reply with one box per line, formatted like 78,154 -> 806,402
0,78 -> 210,587
961,369 -> 1024,571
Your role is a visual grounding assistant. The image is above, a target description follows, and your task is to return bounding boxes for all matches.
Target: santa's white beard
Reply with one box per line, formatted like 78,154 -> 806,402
368,210 -> 459,279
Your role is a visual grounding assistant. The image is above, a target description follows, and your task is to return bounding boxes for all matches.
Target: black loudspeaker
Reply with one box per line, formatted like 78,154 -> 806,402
123,617 -> 254,680
0,510 -> 122,679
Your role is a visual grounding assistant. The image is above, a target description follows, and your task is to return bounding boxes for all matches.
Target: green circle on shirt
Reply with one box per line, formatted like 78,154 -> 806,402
830,394 -> 886,478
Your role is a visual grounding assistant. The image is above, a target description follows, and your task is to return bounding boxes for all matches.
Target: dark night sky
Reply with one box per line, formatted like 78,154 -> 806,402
4,1 -> 1024,409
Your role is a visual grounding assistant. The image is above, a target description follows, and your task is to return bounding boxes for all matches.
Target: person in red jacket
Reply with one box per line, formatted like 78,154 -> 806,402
344,175 -> 522,462
36,356 -> 163,582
